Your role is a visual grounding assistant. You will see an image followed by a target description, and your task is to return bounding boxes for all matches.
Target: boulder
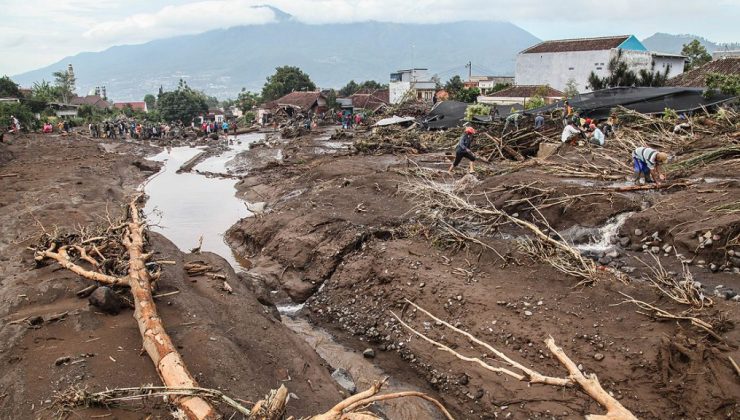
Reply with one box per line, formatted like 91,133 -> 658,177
88,286 -> 125,315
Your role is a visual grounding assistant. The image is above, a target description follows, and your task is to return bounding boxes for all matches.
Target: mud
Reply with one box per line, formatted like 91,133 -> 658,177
0,133 -> 343,419
225,124 -> 740,419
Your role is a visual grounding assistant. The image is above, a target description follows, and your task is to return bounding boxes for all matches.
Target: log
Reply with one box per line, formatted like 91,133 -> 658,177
485,133 -> 524,162
545,337 -> 637,419
122,197 -> 217,419
607,182 -> 692,192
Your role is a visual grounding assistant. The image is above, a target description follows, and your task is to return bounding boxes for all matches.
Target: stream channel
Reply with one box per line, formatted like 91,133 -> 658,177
142,133 -> 441,419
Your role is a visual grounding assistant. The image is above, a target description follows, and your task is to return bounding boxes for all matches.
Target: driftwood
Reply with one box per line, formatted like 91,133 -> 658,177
393,299 -> 637,420
35,197 -> 217,419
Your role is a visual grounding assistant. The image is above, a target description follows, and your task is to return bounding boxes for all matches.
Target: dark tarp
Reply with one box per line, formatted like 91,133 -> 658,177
524,87 -> 737,120
423,100 -> 469,129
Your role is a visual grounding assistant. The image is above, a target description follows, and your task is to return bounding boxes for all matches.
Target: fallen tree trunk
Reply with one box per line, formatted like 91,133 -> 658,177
122,197 -> 217,419
607,181 -> 693,192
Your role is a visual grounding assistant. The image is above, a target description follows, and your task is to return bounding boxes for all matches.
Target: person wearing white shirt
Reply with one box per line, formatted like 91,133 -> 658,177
561,121 -> 582,144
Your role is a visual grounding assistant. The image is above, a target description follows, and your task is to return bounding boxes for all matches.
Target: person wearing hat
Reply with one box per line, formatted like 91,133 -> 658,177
448,126 -> 478,174
632,146 -> 668,185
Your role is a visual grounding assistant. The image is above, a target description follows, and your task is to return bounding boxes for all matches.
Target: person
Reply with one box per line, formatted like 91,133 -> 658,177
563,100 -> 574,126
222,120 -> 229,134
561,120 -> 582,145
588,123 -> 605,146
632,146 -> 668,185
43,122 -> 53,133
534,113 -> 545,130
354,113 -> 362,127
502,112 -> 521,135
448,127 -> 478,174
10,115 -> 20,133
604,113 -> 618,137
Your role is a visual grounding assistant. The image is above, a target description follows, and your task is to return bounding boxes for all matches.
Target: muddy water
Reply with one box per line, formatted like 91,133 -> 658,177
284,316 -> 445,419
143,134 -> 264,268
143,135 -> 440,419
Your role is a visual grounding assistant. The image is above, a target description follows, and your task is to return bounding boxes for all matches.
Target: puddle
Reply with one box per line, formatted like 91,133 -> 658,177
283,316 -> 445,420
565,212 -> 634,253
144,146 -> 252,269
194,133 -> 265,174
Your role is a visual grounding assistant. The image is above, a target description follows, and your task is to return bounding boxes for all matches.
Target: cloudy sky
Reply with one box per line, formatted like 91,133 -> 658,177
3,0 -> 739,76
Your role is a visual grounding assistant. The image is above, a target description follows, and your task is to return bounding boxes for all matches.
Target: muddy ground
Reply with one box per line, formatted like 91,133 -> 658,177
226,123 -> 740,419
0,118 -> 738,420
0,133 -> 343,419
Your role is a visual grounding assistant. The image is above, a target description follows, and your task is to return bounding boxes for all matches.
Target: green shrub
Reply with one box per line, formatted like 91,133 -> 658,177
465,104 -> 491,121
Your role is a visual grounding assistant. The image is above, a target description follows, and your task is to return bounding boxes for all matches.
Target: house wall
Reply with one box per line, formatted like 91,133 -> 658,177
478,95 -> 562,106
516,50 -> 612,93
517,49 -> 686,93
390,81 -> 412,104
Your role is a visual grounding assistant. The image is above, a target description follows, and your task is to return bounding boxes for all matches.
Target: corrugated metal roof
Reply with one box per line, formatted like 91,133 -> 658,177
521,35 -> 630,54
274,91 -> 325,111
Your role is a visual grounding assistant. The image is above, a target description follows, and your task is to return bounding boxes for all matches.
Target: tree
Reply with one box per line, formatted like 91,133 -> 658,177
0,102 -> 35,131
261,66 -> 316,101
52,68 -> 75,103
587,49 -> 668,90
705,72 -> 740,97
339,80 -> 359,97
143,94 -> 156,110
444,75 -> 465,99
525,95 -> 546,110
157,83 -> 208,123
563,79 -> 579,98
456,87 -> 480,103
31,80 -> 62,103
0,76 -> 21,98
681,40 -> 711,71
236,89 -> 261,113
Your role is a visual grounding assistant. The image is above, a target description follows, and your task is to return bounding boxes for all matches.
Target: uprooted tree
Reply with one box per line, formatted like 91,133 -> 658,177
33,196 -> 452,419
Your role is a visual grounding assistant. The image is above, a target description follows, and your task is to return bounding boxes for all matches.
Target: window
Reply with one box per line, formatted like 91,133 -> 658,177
568,67 -> 575,71
596,67 -> 603,70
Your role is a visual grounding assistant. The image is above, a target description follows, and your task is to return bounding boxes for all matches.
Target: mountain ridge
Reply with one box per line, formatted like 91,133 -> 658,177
12,17 -> 539,101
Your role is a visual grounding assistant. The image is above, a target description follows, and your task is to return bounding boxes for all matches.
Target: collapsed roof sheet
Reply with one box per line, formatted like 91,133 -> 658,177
374,116 -> 416,127
424,100 -> 468,129
525,87 -> 737,120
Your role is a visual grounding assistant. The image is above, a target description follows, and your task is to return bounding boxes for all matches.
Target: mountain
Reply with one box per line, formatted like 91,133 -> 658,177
12,11 -> 539,101
642,33 -> 740,54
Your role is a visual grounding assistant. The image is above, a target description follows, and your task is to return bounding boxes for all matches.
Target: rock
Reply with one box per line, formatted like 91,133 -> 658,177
246,202 -> 267,214
331,368 -> 357,394
712,234 -> 721,242
704,231 -> 712,239
132,160 -> 159,172
88,287 -> 124,315
363,348 -> 375,359
710,263 -> 719,272
621,266 -> 636,274
697,260 -> 706,265
704,239 -> 713,247
475,389 -> 485,399
725,291 -> 737,300
607,250 -> 620,259
634,229 -> 643,236
619,237 -> 631,247
729,256 -> 740,267
458,374 -> 469,385
524,310 -> 533,317
598,256 -> 613,265
593,353 -> 605,361
29,315 -> 44,326
630,244 -> 643,252
55,356 -> 71,366
729,250 -> 735,257
650,246 -> 660,254
663,245 -> 673,253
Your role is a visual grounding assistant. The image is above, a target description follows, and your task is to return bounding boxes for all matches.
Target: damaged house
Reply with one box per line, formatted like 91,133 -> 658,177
516,35 -> 686,93
389,68 -> 437,104
270,91 -> 328,117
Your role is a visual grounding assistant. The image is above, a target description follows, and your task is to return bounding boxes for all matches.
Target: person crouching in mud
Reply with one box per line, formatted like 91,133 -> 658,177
632,146 -> 668,185
448,126 -> 478,174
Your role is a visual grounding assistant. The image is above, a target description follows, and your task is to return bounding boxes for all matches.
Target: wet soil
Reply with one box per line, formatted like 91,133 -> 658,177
226,126 -> 740,419
0,133 -> 343,419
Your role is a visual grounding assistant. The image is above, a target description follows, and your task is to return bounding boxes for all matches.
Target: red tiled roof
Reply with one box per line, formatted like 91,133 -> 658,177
113,101 -> 148,112
274,91 -> 326,111
666,58 -> 740,88
521,35 -> 630,54
70,95 -> 111,108
487,85 -> 564,98
349,90 -> 389,111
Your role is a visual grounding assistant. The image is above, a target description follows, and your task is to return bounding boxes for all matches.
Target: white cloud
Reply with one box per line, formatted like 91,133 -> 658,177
83,1 -> 276,43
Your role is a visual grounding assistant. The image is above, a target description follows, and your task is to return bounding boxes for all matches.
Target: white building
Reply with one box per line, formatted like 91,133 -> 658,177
389,68 -> 437,104
515,35 -> 686,93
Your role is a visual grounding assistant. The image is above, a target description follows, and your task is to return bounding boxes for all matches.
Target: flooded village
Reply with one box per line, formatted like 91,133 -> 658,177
1,3 -> 739,420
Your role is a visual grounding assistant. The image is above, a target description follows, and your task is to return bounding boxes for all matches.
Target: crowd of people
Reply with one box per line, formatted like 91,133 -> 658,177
86,120 -> 184,140
448,102 -> 674,187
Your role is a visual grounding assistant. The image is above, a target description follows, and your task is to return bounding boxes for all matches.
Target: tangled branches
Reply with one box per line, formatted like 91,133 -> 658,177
404,175 -> 597,283
637,253 -> 712,310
